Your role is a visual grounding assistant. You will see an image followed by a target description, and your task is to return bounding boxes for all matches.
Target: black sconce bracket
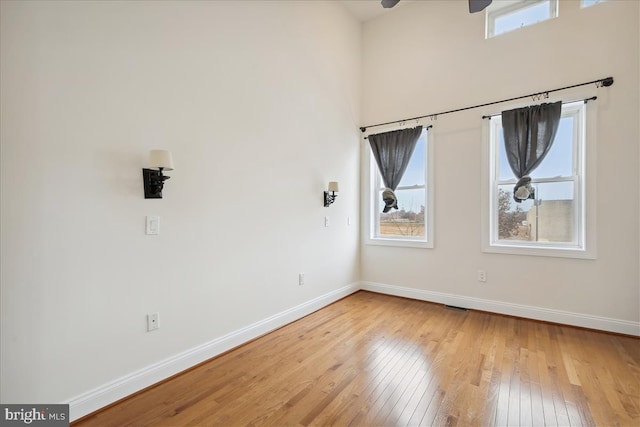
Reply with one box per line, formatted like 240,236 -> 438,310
324,191 -> 337,207
142,168 -> 170,199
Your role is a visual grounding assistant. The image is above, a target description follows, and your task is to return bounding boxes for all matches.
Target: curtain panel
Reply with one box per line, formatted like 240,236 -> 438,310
501,101 -> 562,202
368,126 -> 423,212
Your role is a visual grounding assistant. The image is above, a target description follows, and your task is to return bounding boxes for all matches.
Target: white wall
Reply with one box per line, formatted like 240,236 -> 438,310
361,1 -> 639,323
0,0 -> 361,407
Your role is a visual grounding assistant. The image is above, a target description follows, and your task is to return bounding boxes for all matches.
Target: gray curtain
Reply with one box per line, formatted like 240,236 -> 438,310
502,101 -> 562,202
369,126 -> 423,212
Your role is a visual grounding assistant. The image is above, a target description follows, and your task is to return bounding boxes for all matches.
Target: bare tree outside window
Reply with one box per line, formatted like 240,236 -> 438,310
498,189 -> 526,240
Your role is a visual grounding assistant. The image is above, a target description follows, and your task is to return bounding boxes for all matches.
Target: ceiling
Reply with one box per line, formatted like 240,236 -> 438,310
340,0 -> 409,22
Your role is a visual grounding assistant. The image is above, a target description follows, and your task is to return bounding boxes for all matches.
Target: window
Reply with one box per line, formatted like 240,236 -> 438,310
366,128 -> 433,248
581,0 -> 605,8
483,99 -> 596,258
486,0 -> 559,38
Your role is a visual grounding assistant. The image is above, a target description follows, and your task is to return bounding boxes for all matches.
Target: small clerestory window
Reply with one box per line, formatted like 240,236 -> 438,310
486,0 -> 559,38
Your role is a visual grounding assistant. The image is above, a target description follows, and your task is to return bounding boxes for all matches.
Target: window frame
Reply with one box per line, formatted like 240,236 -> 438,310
364,127 -> 434,249
481,94 -> 597,259
486,0 -> 559,39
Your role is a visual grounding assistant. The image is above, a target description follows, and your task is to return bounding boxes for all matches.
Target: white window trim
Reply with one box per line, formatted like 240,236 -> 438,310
486,0 -> 559,39
363,128 -> 434,249
480,92 -> 597,259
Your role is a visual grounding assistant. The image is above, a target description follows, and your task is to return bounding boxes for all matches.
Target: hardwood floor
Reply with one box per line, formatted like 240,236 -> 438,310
74,291 -> 639,426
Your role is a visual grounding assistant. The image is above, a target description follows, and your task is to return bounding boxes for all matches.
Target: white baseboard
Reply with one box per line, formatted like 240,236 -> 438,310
67,283 -> 359,422
360,281 -> 640,337
67,280 -> 638,421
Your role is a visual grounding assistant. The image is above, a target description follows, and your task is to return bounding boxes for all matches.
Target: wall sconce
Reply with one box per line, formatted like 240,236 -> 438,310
323,181 -> 339,207
142,150 -> 174,199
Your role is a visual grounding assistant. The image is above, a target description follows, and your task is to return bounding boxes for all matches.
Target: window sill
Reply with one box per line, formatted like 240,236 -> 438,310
483,243 -> 596,259
365,237 -> 433,249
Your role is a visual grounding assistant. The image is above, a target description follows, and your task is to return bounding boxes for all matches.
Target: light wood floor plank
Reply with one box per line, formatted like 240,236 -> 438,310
73,291 -> 640,427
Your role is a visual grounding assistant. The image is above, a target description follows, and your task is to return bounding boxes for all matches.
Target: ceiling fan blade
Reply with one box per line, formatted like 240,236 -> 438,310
381,0 -> 400,8
469,0 -> 492,13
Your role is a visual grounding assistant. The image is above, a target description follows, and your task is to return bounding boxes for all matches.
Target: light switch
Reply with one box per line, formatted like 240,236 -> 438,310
146,216 -> 160,235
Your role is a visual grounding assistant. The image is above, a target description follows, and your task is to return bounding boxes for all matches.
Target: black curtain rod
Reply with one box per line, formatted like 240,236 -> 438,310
359,76 -> 614,133
481,96 -> 597,119
362,124 -> 432,140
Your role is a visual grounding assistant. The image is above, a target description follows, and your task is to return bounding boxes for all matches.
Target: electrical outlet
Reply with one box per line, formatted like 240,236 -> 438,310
299,273 -> 305,286
477,270 -> 487,283
147,312 -> 160,331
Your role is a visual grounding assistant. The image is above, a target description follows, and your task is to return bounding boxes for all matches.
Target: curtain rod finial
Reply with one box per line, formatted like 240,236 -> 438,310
360,127 -> 366,133
602,77 -> 614,87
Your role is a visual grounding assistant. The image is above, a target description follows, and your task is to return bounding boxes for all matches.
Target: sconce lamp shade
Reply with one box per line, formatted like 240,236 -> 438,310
149,149 -> 174,171
143,149 -> 173,199
324,181 -> 339,207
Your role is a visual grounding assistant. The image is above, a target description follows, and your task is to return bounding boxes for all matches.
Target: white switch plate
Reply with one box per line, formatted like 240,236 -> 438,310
324,216 -> 330,227
298,273 -> 305,286
146,216 -> 160,235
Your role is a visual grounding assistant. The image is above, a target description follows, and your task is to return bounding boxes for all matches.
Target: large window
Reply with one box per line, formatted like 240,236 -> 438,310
367,128 -> 433,248
486,0 -> 559,38
484,100 -> 595,258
